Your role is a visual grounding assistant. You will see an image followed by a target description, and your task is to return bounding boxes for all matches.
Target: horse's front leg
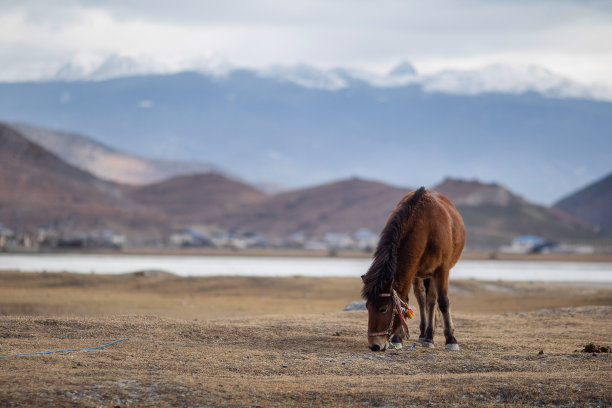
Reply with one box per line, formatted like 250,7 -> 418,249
422,277 -> 438,348
390,324 -> 406,346
413,278 -> 427,344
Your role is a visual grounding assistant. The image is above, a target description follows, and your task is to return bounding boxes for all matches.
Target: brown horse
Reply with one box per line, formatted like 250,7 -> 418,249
361,187 -> 465,351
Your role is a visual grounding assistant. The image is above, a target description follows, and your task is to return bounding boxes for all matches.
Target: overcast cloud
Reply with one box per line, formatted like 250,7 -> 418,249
1,0 -> 611,88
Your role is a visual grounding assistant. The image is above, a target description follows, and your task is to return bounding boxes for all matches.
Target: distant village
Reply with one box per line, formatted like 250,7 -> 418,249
0,223 -> 379,253
0,223 -> 597,255
497,234 -> 595,255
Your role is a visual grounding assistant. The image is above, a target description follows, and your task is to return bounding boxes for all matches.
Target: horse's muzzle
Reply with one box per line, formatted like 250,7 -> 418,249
368,339 -> 387,352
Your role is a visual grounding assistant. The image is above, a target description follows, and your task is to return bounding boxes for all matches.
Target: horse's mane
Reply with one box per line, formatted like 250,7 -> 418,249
361,187 -> 427,301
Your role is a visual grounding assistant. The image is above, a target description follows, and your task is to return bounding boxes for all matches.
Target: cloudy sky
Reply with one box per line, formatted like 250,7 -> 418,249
1,0 -> 611,89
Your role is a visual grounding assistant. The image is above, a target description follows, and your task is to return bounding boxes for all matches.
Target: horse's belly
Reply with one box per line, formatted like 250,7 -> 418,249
415,266 -> 436,279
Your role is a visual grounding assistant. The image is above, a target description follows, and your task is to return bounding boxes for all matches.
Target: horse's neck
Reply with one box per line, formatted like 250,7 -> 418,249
391,275 -> 410,300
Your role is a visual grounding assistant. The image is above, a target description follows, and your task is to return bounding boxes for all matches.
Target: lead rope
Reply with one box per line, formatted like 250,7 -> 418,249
389,289 -> 416,351
392,289 -> 414,336
389,341 -> 419,351
0,338 -> 128,358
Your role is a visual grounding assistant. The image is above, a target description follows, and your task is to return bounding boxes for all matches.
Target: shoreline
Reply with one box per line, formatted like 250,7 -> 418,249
1,270 -> 612,289
1,269 -> 612,289
3,247 -> 612,262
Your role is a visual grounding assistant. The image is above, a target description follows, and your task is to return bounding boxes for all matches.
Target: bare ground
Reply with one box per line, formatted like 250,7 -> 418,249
0,270 -> 611,407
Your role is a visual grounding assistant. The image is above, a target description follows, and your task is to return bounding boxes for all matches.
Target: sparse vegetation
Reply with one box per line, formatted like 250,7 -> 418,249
0,271 -> 610,406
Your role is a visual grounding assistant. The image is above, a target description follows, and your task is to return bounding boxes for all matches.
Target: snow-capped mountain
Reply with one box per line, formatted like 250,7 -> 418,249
53,53 -> 234,82
54,53 -> 174,81
265,62 -> 612,102
49,55 -> 612,102
1,63 -> 611,204
419,64 -> 612,101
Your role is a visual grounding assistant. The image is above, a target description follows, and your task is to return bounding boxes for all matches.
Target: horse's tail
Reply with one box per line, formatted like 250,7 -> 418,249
362,187 -> 427,301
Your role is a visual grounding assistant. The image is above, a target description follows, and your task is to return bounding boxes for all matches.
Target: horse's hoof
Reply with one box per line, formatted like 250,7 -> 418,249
445,343 -> 460,351
421,340 -> 435,348
390,335 -> 403,345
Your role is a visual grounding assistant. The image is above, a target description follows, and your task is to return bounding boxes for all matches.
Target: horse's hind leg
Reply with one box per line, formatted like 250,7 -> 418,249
413,278 -> 427,344
422,277 -> 438,348
434,269 -> 459,350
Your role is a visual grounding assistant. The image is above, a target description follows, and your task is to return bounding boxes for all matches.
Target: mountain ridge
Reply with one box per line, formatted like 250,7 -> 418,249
1,71 -> 610,204
11,122 -> 223,185
47,55 -> 612,102
554,172 -> 612,235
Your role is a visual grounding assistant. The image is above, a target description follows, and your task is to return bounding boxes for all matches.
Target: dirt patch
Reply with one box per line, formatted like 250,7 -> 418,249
0,271 -> 611,406
581,343 -> 611,353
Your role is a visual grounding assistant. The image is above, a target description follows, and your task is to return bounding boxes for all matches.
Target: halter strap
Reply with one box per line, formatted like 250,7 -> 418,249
367,292 -> 395,336
367,289 -> 414,338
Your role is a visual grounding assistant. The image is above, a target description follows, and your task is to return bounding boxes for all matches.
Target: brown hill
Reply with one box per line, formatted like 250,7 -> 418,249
1,122 -> 602,249
123,173 -> 267,226
0,124 -> 165,242
206,177 -> 597,247
205,178 -> 413,239
10,123 -> 221,185
0,124 -> 266,244
434,178 -> 598,247
434,178 -> 524,206
554,172 -> 612,235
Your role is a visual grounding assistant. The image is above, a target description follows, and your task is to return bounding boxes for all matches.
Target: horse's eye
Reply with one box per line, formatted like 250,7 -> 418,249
379,307 -> 388,314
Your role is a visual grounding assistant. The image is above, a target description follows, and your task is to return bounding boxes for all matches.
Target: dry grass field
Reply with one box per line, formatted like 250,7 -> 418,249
0,269 -> 611,407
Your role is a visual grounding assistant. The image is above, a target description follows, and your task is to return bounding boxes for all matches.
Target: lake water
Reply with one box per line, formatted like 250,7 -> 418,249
1,253 -> 612,283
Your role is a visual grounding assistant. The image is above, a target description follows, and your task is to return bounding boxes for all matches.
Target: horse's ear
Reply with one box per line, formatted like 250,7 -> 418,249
360,274 -> 365,282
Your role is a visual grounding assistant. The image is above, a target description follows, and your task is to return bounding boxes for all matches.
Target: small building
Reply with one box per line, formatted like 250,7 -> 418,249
499,235 -> 546,254
353,228 -> 378,251
169,228 -> 214,248
324,232 -> 355,250
0,224 -> 15,248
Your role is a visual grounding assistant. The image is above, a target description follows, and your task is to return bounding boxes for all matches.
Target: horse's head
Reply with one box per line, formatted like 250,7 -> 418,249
362,274 -> 412,351
365,294 -> 398,351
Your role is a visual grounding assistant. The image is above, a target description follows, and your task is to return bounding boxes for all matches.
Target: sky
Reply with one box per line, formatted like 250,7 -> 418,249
1,0 -> 612,89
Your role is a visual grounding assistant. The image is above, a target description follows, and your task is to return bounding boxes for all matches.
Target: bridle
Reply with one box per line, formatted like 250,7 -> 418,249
367,289 -> 414,338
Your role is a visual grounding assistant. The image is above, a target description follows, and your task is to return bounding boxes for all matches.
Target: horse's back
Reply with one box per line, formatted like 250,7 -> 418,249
409,190 -> 465,273
429,191 -> 466,268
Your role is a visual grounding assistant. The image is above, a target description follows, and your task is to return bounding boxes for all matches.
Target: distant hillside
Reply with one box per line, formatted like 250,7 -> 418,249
0,124 -> 166,243
10,123 -> 222,185
0,124 -> 602,249
124,173 -> 267,225
434,179 -> 598,247
201,177 -> 598,247
554,172 -> 612,235
205,178 -> 413,240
